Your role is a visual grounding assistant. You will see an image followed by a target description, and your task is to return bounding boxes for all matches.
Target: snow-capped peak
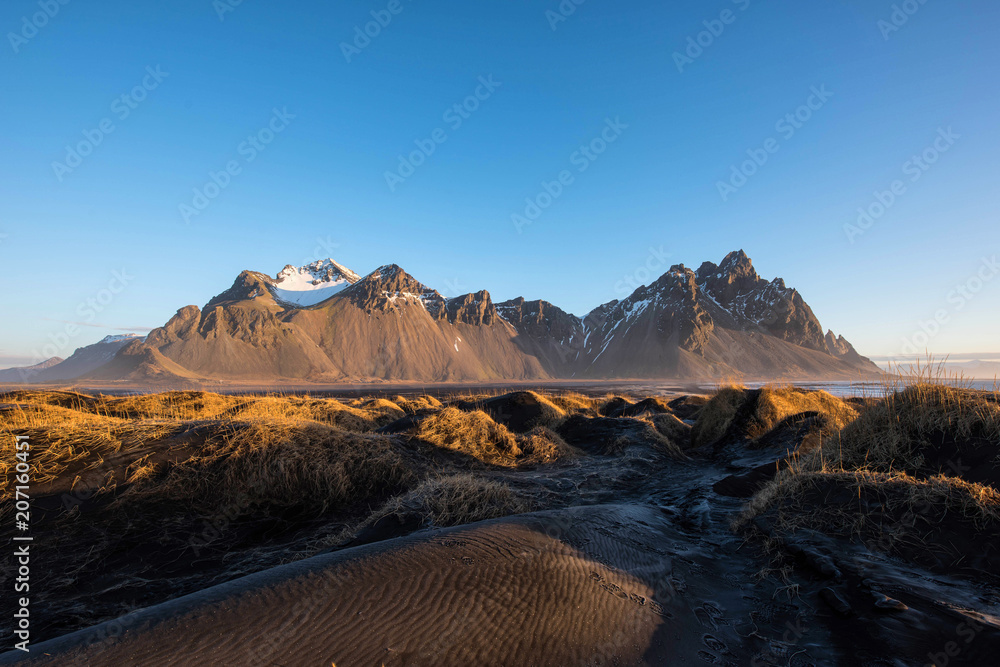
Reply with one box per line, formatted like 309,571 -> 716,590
99,333 -> 144,345
272,259 -> 361,307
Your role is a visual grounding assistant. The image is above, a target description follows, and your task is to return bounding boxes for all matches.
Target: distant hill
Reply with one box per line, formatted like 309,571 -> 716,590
4,335 -> 145,383
0,357 -> 64,383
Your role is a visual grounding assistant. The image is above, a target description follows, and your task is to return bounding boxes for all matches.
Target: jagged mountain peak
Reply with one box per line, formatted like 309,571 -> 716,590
445,290 -> 496,326
345,264 -> 444,312
271,259 -> 361,307
276,258 -> 360,284
206,270 -> 274,308
354,264 -> 432,292
719,249 -> 755,274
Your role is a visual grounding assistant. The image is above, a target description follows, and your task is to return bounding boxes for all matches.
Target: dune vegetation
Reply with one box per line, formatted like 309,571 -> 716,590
5,367 -> 997,647
0,386 -> 696,642
691,384 -> 858,449
725,366 -> 1000,578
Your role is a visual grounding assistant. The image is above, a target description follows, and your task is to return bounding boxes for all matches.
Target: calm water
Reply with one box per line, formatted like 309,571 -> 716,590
735,380 -> 999,398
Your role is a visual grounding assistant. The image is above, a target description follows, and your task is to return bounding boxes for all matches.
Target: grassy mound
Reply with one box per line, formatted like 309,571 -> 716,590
121,421 -> 417,515
393,394 -> 443,414
821,383 -> 1000,487
410,407 -> 570,466
556,414 -> 685,457
667,395 -> 709,420
456,390 -> 567,433
737,374 -> 1000,579
546,392 -> 599,415
691,386 -> 857,448
648,412 -> 693,447
0,403 -> 182,499
737,468 -> 1000,576
66,392 -> 406,432
365,473 -> 534,529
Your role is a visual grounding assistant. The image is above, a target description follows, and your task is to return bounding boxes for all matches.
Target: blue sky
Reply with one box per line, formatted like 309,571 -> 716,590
1,0 -> 997,367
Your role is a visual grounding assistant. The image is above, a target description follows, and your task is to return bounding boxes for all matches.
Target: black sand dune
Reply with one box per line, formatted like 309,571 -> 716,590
1,505 -> 711,666
6,497 -> 999,666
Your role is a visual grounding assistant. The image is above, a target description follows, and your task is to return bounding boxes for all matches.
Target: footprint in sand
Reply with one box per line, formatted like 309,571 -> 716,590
702,633 -> 728,653
695,602 -> 725,629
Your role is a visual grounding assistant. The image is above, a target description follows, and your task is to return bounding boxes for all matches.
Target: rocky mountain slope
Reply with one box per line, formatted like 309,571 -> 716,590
6,251 -> 879,384
492,251 -> 877,380
117,264 -> 545,382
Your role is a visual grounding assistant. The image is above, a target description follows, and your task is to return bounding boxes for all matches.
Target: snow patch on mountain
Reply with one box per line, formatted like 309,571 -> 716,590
271,259 -> 361,307
100,334 -> 145,344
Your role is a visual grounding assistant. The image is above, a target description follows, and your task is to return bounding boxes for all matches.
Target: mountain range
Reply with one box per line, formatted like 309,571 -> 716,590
2,252 -> 879,384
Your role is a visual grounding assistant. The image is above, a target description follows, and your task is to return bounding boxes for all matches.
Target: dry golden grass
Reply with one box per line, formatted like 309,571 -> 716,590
0,403 -> 181,499
446,390 -> 569,432
392,394 -> 443,414
648,412 -> 693,447
0,391 -> 408,511
691,385 -> 857,448
508,390 -> 568,429
409,407 -> 571,467
735,467 -> 1000,564
735,365 -> 1000,573
1,386 -> 682,531
822,383 -> 1000,472
120,420 -> 415,515
546,391 -> 599,415
366,473 -> 534,528
690,385 -> 747,447
10,391 -> 405,432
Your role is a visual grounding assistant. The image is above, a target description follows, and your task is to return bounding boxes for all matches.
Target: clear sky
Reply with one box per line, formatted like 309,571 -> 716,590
1,0 -> 997,367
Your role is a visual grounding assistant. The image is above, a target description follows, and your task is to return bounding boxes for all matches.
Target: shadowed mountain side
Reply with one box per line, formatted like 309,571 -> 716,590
83,339 -> 202,385
580,327 -> 877,380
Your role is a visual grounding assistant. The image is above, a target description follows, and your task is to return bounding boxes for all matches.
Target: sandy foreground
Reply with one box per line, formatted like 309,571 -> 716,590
2,385 -> 999,665
4,501 -> 998,665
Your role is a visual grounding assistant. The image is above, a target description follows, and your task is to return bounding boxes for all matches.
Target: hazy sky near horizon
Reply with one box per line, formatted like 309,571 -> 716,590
1,0 -> 998,367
